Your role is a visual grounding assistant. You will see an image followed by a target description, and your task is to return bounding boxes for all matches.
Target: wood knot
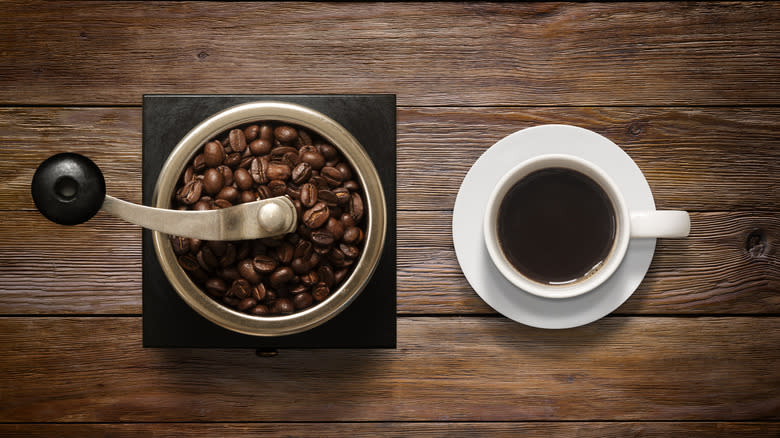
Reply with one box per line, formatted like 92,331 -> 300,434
627,121 -> 646,137
79,31 -> 88,39
745,229 -> 767,258
255,348 -> 278,357
197,51 -> 209,60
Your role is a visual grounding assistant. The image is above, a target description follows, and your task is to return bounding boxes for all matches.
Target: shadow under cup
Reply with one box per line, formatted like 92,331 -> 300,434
483,154 -> 631,299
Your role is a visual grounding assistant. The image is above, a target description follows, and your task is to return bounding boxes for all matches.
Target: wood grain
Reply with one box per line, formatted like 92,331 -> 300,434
2,422 -> 778,437
1,107 -> 778,212
0,211 -> 776,315
1,317 -> 778,422
1,2 -> 778,107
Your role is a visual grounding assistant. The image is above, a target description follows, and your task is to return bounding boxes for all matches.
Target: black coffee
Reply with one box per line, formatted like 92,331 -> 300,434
497,168 -> 616,285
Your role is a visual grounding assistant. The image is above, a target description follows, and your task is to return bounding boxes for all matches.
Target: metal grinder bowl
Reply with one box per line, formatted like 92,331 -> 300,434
152,101 -> 387,336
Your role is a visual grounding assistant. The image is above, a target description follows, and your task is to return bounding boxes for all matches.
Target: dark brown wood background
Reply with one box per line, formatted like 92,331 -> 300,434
1,2 -> 778,436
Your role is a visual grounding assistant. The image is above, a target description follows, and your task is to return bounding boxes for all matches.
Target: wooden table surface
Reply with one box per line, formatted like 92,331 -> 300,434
1,2 -> 779,436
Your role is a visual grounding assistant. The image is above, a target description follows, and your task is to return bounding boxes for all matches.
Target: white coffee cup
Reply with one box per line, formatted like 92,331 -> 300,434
483,154 -> 690,299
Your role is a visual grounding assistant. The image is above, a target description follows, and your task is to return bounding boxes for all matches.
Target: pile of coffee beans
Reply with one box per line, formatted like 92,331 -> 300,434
170,122 -> 366,316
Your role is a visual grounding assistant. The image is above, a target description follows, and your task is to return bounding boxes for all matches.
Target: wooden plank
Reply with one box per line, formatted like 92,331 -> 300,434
1,107 -> 778,212
0,211 -> 776,315
1,422 -> 778,437
0,317 -> 777,422
0,2 -> 778,106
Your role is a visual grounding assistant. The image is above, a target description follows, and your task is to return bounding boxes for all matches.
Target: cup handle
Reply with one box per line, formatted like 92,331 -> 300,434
630,210 -> 690,238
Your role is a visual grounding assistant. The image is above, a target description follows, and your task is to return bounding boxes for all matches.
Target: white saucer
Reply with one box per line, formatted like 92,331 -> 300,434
452,125 -> 657,329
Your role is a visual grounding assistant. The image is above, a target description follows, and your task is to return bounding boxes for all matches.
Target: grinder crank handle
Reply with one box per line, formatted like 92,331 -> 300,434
30,153 -> 297,240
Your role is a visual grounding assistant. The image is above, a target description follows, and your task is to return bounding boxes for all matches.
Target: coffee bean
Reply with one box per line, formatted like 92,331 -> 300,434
192,154 -> 206,172
334,268 -> 349,284
336,162 -> 353,181
291,162 -> 312,184
300,271 -> 319,287
271,146 -> 298,159
294,240 -> 313,259
316,143 -> 337,160
217,165 -> 234,186
274,242 -> 294,264
219,244 -> 237,267
321,166 -> 344,183
343,226 -> 363,244
318,189 -> 339,206
317,265 -> 335,288
234,168 -> 253,191
340,213 -> 356,228
218,266 -> 241,282
274,125 -> 298,144
229,129 -> 247,152
177,179 -> 202,205
293,292 -> 313,309
251,283 -> 267,301
293,199 -> 303,219
223,296 -> 240,307
259,124 -> 273,140
171,235 -> 190,255
205,277 -> 228,296
309,175 -> 329,190
249,138 -> 272,156
282,151 -> 299,168
198,246 -> 220,271
303,202 -> 329,229
244,125 -> 259,141
313,245 -> 330,256
340,243 -> 360,259
311,230 -> 335,247
290,284 -> 309,296
214,199 -> 232,209
203,141 -> 225,167
189,238 -> 203,254
312,283 -> 330,301
250,156 -> 269,184
272,297 -> 295,314
239,190 -> 257,204
269,266 -> 294,288
300,150 -> 325,170
216,186 -> 239,203
236,297 -> 255,311
265,163 -> 290,181
183,166 -> 194,185
257,185 -> 271,199
265,289 -> 277,303
229,278 -> 251,299
332,187 -> 351,205
178,254 -> 200,272
300,183 -> 318,207
235,258 -> 259,284
343,180 -> 360,192
251,304 -> 270,316
349,192 -> 365,222
325,218 -> 345,241
290,257 -> 309,275
286,185 -> 301,200
252,255 -> 277,274
202,168 -> 224,195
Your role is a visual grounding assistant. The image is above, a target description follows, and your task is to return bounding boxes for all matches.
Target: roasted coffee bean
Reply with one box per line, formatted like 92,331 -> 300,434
271,146 -> 298,159
252,255 -> 277,274
266,163 -> 291,181
349,192 -> 365,222
317,143 -> 338,160
333,187 -> 351,205
303,202 -> 329,229
177,179 -> 202,205
217,186 -> 239,203
192,199 -> 212,211
205,278 -> 228,296
178,254 -> 200,271
244,124 -> 259,141
189,238 -> 203,254
294,240 -> 313,259
309,175 -> 329,190
291,162 -> 312,184
268,179 -> 287,197
217,165 -> 234,186
239,155 -> 254,169
343,180 -> 360,192
282,151 -> 299,168
202,168 -> 224,195
318,189 -> 339,206
290,284 -> 309,296
219,244 -> 237,267
257,185 -> 271,199
293,292 -> 313,310
290,257 -> 309,274
234,168 -> 253,190
229,278 -> 251,299
249,138 -> 272,156
293,199 -> 303,219
336,162 -> 353,181
300,271 -> 319,287
312,283 -> 330,302
286,185 -> 301,200
250,157 -> 269,184
203,140 -> 225,167
311,230 -> 335,247
298,129 -> 312,146
313,245 -> 330,256
328,247 -> 347,265
343,226 -> 363,244
300,183 -> 318,207
171,235 -> 190,255
274,242 -> 294,264
329,205 -> 342,219
183,166 -> 194,184
269,266 -> 294,288
200,246 -> 220,269
251,304 -> 270,316
192,154 -> 206,172
265,289 -> 277,302
239,190 -> 257,204
274,125 -> 298,144
214,199 -> 232,209
340,243 -> 360,259
223,296 -> 240,307
229,128 -> 247,152
251,283 -> 267,301
321,166 -> 344,183
308,252 -> 321,269
224,152 -> 242,168
238,258 -> 261,284
272,297 -> 295,314
218,266 -> 241,282
341,213 -> 356,228
259,124 -> 273,140
300,150 -> 325,170
325,218 -> 345,241
334,268 -> 349,284
317,265 -> 335,288
238,297 -> 257,311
